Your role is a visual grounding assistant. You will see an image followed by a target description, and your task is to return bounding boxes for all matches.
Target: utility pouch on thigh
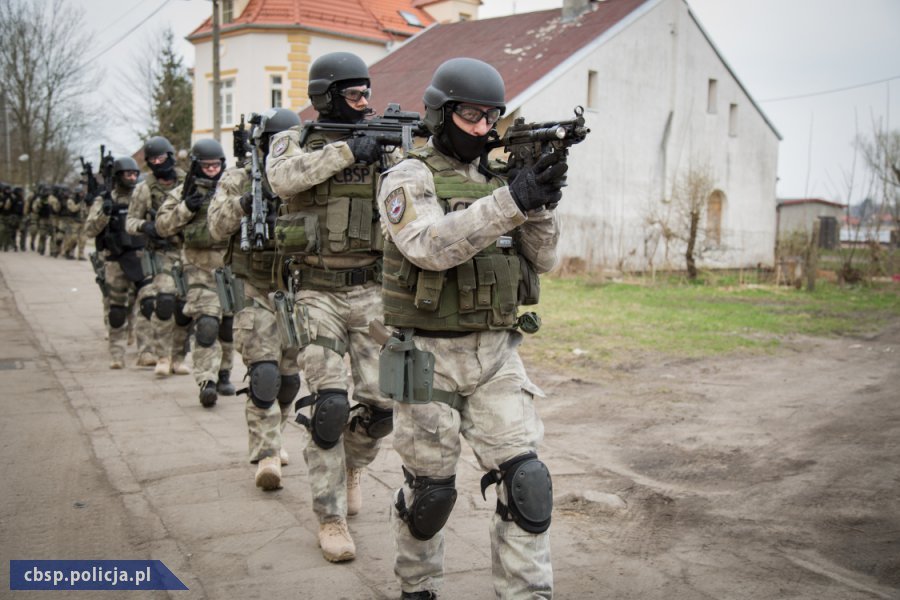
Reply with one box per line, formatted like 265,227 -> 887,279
379,328 -> 435,404
171,261 -> 188,298
272,291 -> 310,351
140,250 -> 160,278
215,266 -> 246,314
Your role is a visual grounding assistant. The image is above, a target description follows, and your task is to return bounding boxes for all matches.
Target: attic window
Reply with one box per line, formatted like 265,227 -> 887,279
222,0 -> 234,23
399,10 -> 424,27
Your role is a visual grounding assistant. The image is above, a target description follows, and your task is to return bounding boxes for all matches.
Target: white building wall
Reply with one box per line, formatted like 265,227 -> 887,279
518,0 -> 778,272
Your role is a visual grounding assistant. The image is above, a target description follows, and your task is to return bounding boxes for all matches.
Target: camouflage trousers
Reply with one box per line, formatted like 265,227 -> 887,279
137,249 -> 189,363
295,281 -> 392,522
233,302 -> 300,462
1,215 -> 19,251
36,218 -> 53,255
104,259 -> 140,362
390,330 -> 552,599
183,263 -> 233,386
58,218 -> 80,258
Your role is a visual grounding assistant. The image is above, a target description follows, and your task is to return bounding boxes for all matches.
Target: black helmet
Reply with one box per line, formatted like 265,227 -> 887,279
308,52 -> 369,116
260,107 -> 301,135
423,57 -> 506,135
190,138 -> 225,161
113,156 -> 140,174
143,136 -> 175,161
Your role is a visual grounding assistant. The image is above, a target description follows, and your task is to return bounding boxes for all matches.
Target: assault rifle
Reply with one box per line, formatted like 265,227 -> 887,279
486,105 -> 590,171
240,112 -> 269,252
79,145 -> 114,200
299,103 -> 427,155
233,114 -> 251,169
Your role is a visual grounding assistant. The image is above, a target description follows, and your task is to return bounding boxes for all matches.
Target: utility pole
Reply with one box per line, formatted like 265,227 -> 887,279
2,95 -> 10,180
212,0 -> 222,142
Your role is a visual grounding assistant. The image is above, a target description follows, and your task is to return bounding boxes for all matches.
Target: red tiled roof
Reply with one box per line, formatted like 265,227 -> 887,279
777,198 -> 845,209
188,0 -> 434,43
299,0 -> 647,119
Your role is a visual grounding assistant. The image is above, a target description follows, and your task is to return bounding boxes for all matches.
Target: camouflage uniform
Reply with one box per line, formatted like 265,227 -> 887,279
377,139 -> 559,598
33,191 -> 54,255
126,170 -> 190,369
5,189 -> 26,252
57,192 -> 81,259
75,195 -> 89,260
266,127 -> 394,525
155,176 -> 234,393
207,165 -> 300,464
84,188 -> 146,364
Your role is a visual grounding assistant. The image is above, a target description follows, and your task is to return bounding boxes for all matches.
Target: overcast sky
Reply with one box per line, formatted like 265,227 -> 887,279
80,0 -> 900,205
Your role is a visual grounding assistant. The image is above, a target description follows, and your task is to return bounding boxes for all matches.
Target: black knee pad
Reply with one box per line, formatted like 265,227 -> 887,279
174,300 -> 191,327
248,361 -> 280,409
108,304 -> 129,329
195,315 -> 220,347
481,453 -> 552,534
218,315 -> 234,343
396,468 -> 457,541
139,296 -> 156,320
349,404 -> 393,439
277,373 -> 301,407
294,388 -> 350,450
155,293 -> 176,320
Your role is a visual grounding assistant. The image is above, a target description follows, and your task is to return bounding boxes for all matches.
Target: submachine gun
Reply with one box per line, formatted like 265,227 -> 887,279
237,112 -> 271,252
486,105 -> 590,172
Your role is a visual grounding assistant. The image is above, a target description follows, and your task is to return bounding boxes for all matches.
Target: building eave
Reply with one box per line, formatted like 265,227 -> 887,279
186,22 -> 400,45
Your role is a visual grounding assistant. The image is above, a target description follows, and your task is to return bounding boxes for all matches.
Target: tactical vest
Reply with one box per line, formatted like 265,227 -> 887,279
382,147 -> 537,332
275,132 -> 383,265
38,198 -> 51,219
143,172 -> 183,250
183,183 -> 228,251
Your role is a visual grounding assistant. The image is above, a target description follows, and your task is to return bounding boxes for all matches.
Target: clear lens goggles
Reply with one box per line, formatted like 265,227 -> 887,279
338,87 -> 372,102
453,103 -> 502,126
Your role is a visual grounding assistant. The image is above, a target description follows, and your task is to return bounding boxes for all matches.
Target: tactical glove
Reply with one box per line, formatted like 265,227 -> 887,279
184,192 -> 205,212
508,153 -> 569,213
239,192 -> 253,216
101,197 -> 114,216
141,221 -> 159,239
346,135 -> 380,165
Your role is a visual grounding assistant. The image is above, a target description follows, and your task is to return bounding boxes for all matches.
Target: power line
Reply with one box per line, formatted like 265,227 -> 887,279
83,0 -> 174,65
759,74 -> 900,103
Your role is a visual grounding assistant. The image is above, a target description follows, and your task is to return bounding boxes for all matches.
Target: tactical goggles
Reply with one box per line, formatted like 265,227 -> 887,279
338,87 -> 371,102
453,103 -> 502,126
198,160 -> 222,170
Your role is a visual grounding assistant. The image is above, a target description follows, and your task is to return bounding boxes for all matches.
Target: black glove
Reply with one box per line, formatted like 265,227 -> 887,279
184,192 -> 205,212
508,153 -> 569,213
239,192 -> 253,216
346,135 -> 380,164
141,220 -> 160,239
101,197 -> 114,216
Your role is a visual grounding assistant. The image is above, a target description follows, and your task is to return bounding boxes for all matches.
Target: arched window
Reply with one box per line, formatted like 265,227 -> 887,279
707,190 -> 725,245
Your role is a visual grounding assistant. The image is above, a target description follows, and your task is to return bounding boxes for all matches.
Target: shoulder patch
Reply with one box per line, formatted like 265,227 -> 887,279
271,137 -> 289,158
384,187 -> 407,224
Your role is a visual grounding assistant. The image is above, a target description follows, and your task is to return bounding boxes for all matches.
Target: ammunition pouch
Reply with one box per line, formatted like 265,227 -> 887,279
274,212 -> 319,255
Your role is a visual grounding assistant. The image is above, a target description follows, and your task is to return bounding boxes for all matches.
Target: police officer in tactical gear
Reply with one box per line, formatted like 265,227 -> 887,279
155,138 -> 234,408
266,51 -> 397,563
84,156 -> 148,369
376,57 -> 566,600
207,106 -> 304,491
127,135 -> 189,370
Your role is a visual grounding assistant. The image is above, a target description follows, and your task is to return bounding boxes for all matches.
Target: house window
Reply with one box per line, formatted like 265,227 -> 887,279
270,75 -> 283,108
219,78 -> 234,127
399,10 -> 424,27
222,0 -> 234,23
587,70 -> 599,110
729,103 -> 738,136
706,190 -> 724,244
459,12 -> 472,21
707,78 -> 718,114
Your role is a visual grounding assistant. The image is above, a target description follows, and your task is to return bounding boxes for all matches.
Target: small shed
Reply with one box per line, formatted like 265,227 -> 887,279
777,198 -> 845,249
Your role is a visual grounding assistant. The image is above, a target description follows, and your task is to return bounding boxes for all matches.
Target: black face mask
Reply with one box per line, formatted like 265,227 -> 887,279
438,115 -> 489,163
327,79 -> 370,124
116,175 -> 136,192
149,155 -> 177,181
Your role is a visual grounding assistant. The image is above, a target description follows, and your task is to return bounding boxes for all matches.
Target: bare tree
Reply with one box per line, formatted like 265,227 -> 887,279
0,0 -> 99,187
856,126 -> 900,248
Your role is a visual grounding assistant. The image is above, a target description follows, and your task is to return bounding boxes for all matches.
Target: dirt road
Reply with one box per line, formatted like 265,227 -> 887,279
0,249 -> 897,599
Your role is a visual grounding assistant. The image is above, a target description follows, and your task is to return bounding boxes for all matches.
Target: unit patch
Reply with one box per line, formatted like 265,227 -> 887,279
384,187 -> 407,224
271,137 -> 289,158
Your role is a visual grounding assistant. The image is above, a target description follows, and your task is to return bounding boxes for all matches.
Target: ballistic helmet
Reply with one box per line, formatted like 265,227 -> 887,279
308,52 -> 370,116
190,138 -> 225,161
260,107 -> 301,134
113,157 -> 140,174
143,136 -> 175,161
423,58 -> 506,135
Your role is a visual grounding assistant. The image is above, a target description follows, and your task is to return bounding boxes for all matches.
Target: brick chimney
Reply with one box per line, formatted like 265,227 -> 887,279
562,0 -> 592,22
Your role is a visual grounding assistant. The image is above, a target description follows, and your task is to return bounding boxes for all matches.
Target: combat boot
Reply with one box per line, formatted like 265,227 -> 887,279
199,381 -> 217,408
171,358 -> 191,375
280,448 -> 290,466
346,467 -> 363,516
216,369 -> 235,396
255,455 -> 282,490
318,518 -> 355,562
154,356 -> 171,377
109,357 -> 124,370
401,592 -> 437,599
136,352 -> 157,367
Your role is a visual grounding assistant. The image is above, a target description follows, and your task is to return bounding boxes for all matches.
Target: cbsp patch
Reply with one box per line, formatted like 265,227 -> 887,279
271,137 -> 289,158
384,187 -> 406,224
